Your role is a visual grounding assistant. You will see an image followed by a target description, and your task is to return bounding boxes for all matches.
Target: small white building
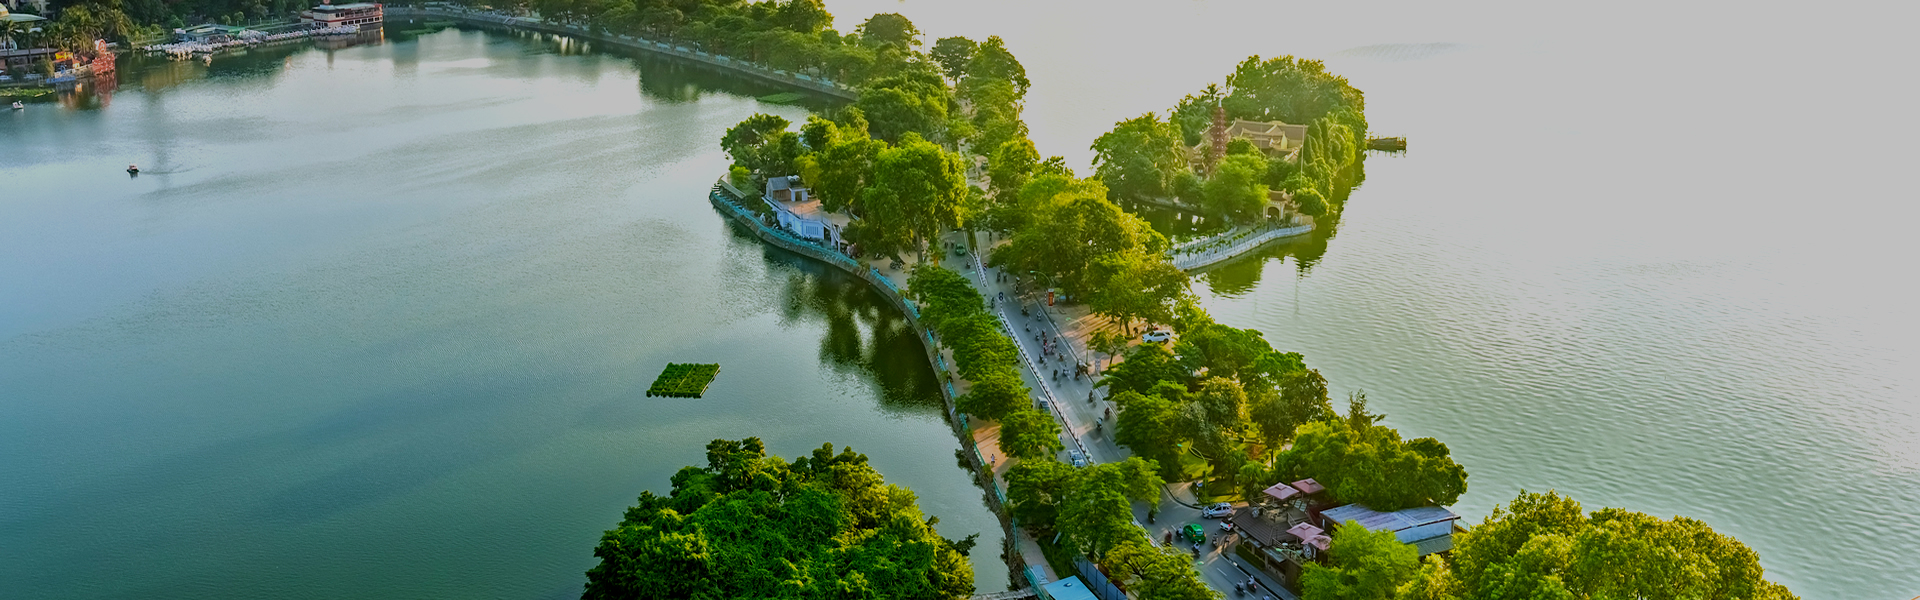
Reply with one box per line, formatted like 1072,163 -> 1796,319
762,176 -> 843,248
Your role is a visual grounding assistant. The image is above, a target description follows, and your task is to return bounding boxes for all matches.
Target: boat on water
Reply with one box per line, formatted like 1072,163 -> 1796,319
127,164 -> 140,175
10,101 -> 22,110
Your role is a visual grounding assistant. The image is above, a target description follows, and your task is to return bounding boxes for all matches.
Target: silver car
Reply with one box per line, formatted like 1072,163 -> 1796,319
1069,449 -> 1087,468
1201,502 -> 1234,518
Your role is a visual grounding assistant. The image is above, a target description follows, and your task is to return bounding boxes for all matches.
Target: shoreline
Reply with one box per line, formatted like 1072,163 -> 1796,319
386,7 -> 858,102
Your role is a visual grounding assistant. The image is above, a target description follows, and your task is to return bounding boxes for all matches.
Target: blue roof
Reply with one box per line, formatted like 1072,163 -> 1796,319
1321,504 -> 1459,533
1043,576 -> 1099,600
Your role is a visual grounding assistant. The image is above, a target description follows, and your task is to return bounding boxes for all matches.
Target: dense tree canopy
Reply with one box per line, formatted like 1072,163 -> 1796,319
1090,113 -> 1189,202
857,133 -> 968,259
1275,418 -> 1468,512
929,36 -> 977,80
1301,522 -> 1420,600
1399,490 -> 1800,600
987,176 -> 1168,297
583,438 -> 975,600
721,113 -> 804,186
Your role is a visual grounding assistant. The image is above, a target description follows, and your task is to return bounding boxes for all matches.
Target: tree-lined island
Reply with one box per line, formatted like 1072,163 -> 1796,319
575,2 -> 1800,600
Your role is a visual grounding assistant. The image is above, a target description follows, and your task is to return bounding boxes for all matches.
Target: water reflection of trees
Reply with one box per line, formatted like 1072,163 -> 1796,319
766,248 -> 944,413
1126,202 -> 1340,295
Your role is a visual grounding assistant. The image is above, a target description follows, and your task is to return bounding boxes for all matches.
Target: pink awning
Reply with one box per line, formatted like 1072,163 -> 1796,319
1263,482 -> 1302,502
1290,478 -> 1325,495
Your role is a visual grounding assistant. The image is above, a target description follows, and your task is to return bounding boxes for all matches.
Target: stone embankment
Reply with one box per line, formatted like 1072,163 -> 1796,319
1169,220 -> 1315,270
387,7 -> 858,101
708,180 -> 1049,599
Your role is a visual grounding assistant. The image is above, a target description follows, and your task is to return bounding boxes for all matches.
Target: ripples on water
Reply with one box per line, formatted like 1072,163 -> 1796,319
0,30 -> 1006,599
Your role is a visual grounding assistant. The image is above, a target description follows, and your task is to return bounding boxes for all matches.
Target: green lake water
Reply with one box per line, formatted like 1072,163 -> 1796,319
1,30 -> 1006,598
5,1 -> 1920,598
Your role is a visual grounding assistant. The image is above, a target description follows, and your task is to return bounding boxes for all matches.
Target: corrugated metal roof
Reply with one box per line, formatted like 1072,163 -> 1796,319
1043,577 -> 1098,600
1411,534 -> 1454,556
1321,504 -> 1460,533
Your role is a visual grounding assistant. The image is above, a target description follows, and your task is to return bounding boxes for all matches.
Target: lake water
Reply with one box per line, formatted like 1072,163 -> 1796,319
824,0 -> 1920,597
1,30 -> 1007,598
4,1 -> 1917,598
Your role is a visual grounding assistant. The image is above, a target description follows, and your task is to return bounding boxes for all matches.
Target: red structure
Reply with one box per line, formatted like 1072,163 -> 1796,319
1206,104 -> 1228,175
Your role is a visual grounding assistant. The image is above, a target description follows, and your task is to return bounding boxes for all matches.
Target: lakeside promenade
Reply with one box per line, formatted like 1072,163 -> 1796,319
386,6 -> 858,101
710,180 -> 1298,600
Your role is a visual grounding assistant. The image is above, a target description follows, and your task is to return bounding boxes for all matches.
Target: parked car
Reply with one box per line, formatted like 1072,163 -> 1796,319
1143,328 -> 1174,342
1069,449 -> 1087,468
1202,502 -> 1234,519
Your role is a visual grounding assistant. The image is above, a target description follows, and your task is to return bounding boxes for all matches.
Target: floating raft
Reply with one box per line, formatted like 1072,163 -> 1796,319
757,92 -> 804,105
647,363 -> 720,398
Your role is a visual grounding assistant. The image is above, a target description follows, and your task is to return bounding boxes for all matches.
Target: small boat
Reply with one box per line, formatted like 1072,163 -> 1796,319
127,164 -> 140,176
10,101 -> 21,110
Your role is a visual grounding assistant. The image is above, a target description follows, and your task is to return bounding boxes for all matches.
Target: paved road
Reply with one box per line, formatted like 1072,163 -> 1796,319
953,238 -> 1299,600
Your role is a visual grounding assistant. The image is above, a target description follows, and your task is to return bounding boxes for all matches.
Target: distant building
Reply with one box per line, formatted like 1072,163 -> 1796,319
176,24 -> 253,43
1318,503 -> 1462,556
301,2 -> 385,29
1191,118 -> 1311,170
762,176 -> 845,249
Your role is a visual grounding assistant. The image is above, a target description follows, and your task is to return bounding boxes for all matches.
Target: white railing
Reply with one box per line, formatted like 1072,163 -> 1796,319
1170,222 -> 1314,270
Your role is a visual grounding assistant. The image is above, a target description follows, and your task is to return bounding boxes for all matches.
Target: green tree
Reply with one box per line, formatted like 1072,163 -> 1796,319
1089,330 -> 1127,370
856,72 -> 951,143
1059,458 -> 1165,557
855,12 -> 919,48
1098,342 -> 1189,397
1300,521 -> 1420,600
929,36 -> 977,80
983,138 -> 1041,233
1248,368 -> 1333,447
1111,390 -> 1186,480
999,408 -> 1063,460
1004,458 -> 1077,535
1091,112 -> 1190,202
1448,490 -> 1800,600
1087,248 -> 1188,335
1278,417 -> 1468,511
583,438 -> 974,599
860,133 -> 968,260
1201,153 -> 1270,222
955,373 -> 1027,421
964,35 -> 1028,97
720,113 -> 798,184
1100,540 -> 1222,600
813,134 -> 885,213
990,184 -> 1166,297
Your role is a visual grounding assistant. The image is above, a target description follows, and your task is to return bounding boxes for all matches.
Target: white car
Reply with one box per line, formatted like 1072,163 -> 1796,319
1142,328 -> 1174,343
1201,502 -> 1234,519
1069,449 -> 1087,468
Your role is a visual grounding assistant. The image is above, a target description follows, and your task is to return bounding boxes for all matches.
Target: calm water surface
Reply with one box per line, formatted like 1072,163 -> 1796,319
1,30 -> 1007,598
825,0 -> 1919,597
5,1 -> 1919,598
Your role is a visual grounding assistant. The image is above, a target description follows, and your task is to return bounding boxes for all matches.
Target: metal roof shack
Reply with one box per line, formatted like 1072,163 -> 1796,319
1319,504 -> 1460,554
1042,576 -> 1098,600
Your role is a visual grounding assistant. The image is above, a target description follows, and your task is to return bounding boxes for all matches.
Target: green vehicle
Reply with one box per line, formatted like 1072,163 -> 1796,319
1182,523 -> 1206,544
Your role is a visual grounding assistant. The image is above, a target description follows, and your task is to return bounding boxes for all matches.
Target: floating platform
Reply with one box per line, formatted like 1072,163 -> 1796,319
647,363 -> 720,397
